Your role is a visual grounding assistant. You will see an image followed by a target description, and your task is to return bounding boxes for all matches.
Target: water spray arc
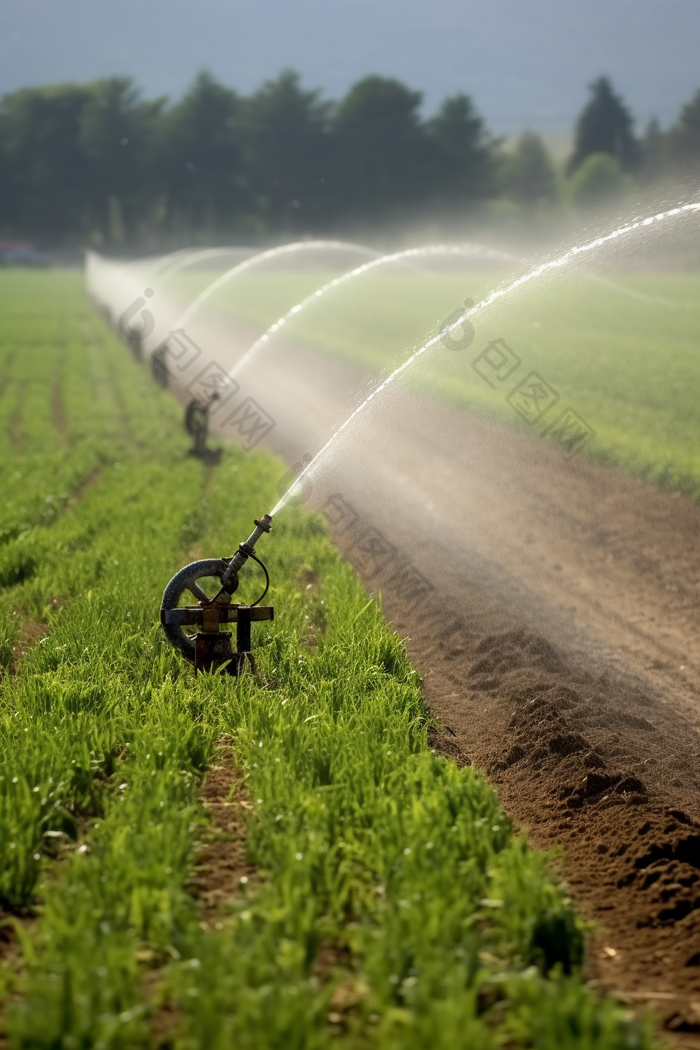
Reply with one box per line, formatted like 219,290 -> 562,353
228,243 -> 516,383
175,239 -> 381,330
157,202 -> 700,676
146,246 -> 255,286
271,203 -> 700,515
156,246 -> 512,674
90,242 -> 381,367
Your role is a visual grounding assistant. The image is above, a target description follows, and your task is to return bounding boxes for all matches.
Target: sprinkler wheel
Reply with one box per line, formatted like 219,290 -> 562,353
160,515 -> 274,676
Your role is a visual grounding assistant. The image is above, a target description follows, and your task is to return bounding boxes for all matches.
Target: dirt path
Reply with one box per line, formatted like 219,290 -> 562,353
174,318 -> 700,1042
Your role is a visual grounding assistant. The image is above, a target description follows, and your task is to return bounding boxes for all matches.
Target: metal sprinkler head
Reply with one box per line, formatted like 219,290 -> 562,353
125,328 -> 143,362
184,392 -> 222,465
160,513 -> 274,676
150,345 -> 169,388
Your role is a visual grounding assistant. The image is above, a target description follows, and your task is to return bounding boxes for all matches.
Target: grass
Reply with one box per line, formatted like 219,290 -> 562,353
164,262 -> 700,499
0,269 -> 657,1048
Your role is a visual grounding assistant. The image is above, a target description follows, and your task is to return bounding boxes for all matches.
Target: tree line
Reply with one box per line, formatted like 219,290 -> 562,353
0,70 -> 698,246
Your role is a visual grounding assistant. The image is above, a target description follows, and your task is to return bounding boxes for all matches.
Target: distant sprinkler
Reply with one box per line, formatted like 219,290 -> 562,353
160,513 -> 274,676
126,329 -> 144,362
184,392 -> 222,465
118,288 -> 155,361
150,345 -> 169,388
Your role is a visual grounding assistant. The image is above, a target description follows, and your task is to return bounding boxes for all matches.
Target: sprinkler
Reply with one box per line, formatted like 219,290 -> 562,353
160,513 -> 274,675
125,330 -> 143,361
151,345 -> 169,388
185,393 -> 222,464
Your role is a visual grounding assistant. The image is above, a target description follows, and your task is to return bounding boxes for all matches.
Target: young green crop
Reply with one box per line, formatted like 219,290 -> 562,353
0,271 -> 656,1048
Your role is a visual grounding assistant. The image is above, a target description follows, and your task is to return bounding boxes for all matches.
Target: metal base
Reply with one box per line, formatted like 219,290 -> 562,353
176,604 -> 273,676
193,631 -> 255,676
187,445 -> 222,466
160,527 -> 274,675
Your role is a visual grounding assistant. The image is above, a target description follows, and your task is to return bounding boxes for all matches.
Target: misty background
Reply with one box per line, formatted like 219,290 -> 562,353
0,0 -> 698,250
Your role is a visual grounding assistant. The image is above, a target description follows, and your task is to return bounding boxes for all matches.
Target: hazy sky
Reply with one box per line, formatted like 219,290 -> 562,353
1,0 -> 697,133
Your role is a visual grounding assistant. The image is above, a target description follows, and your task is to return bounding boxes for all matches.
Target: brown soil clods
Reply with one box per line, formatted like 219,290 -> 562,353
355,598 -> 700,1044
423,626 -> 700,1043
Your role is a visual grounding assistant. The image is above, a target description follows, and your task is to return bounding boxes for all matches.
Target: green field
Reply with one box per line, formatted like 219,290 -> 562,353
0,270 -> 657,1048
162,265 -> 508,361
165,263 -> 700,499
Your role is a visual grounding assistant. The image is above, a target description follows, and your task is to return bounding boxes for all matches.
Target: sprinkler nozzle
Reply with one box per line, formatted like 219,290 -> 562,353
219,513 -> 273,588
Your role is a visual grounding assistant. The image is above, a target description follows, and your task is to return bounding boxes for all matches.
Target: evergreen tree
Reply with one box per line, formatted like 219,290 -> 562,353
243,70 -> 331,231
568,76 -> 638,174
80,78 -> 163,243
0,68 -> 505,243
427,94 -> 493,208
0,84 -> 91,240
669,89 -> 700,167
161,72 -> 244,240
333,76 -> 426,221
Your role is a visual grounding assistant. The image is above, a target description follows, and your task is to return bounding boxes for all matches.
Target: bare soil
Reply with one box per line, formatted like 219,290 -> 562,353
191,737 -> 257,924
